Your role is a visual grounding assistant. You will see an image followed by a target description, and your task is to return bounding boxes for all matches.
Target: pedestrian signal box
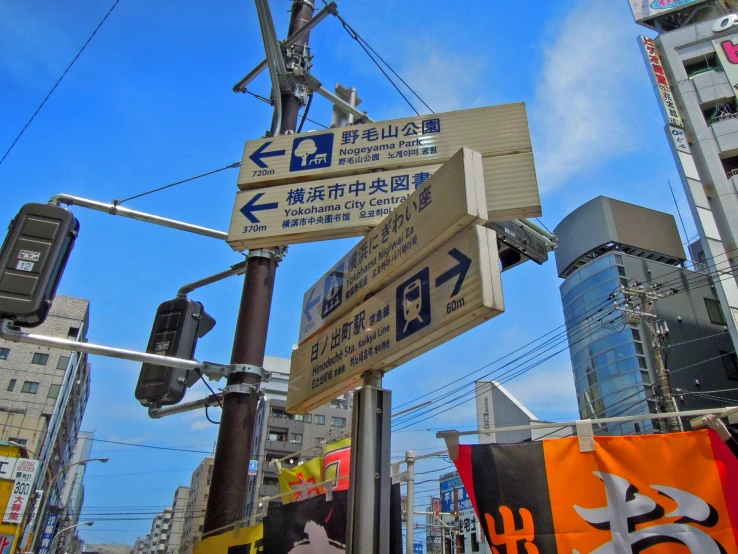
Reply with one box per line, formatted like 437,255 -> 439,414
0,203 -> 79,327
135,298 -> 215,407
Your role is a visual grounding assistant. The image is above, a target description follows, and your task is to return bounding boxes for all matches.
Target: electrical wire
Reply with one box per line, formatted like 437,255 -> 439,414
244,88 -> 328,129
297,92 -> 314,134
392,258 -> 738,431
196,370 -> 222,425
0,0 -> 122,167
116,162 -> 241,204
319,0 -> 433,114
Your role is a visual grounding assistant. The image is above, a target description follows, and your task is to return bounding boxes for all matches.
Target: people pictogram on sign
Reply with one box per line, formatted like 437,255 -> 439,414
321,264 -> 344,319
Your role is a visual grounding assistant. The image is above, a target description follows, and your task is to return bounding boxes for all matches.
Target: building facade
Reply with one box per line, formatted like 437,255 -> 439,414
178,457 -> 213,554
630,0 -> 738,351
243,357 -> 352,519
555,197 -> 738,434
167,486 -> 189,554
59,431 -> 94,553
0,295 -> 92,548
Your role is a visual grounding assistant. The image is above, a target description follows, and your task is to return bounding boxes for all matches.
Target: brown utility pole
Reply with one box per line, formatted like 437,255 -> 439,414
203,0 -> 315,535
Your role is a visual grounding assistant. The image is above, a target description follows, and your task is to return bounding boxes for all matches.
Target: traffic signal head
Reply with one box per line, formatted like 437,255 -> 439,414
0,203 -> 79,327
135,298 -> 215,407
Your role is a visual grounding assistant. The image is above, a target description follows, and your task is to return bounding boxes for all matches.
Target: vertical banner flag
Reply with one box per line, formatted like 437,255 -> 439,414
277,438 -> 352,503
452,430 -> 738,553
2,458 -> 39,524
263,484 -> 403,553
36,513 -> 58,554
640,36 -> 684,128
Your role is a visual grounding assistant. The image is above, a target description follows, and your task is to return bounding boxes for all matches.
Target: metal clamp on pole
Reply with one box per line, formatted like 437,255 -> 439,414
246,246 -> 287,263
200,362 -> 271,382
223,383 -> 261,396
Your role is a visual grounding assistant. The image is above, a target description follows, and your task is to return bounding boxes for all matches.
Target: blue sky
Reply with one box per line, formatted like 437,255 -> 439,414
0,0 -> 695,546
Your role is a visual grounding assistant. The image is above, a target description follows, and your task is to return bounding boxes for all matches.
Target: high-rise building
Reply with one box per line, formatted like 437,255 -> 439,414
179,457 -> 214,554
167,486 -> 189,554
243,356 -> 352,519
146,508 -> 173,554
629,0 -> 738,352
0,295 -> 92,546
554,196 -> 738,434
132,535 -> 150,554
59,431 -> 94,553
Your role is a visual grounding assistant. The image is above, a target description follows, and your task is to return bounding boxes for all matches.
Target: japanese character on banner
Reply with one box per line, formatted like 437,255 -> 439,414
574,472 -> 724,553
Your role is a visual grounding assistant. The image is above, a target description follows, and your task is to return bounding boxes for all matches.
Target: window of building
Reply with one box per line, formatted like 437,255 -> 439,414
47,384 -> 61,399
290,433 -> 303,444
268,431 -> 287,442
705,298 -> 727,325
721,153 -> 738,180
7,379 -> 16,392
56,356 -> 70,370
723,351 -> 738,381
314,415 -> 325,425
31,353 -> 48,366
8,437 -> 26,447
303,414 -> 312,423
684,53 -> 720,78
67,327 -> 79,339
271,408 -> 289,419
0,348 -> 8,361
293,414 -> 304,421
704,98 -> 738,126
471,532 -> 480,552
331,417 -> 346,428
21,381 -> 39,394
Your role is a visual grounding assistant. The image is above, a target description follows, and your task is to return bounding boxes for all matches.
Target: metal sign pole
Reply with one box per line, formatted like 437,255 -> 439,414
346,370 -> 391,554
202,0 -> 314,536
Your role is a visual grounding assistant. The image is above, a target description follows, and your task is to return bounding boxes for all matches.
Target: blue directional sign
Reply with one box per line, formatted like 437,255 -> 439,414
240,193 -> 279,224
413,541 -> 424,554
249,141 -> 286,169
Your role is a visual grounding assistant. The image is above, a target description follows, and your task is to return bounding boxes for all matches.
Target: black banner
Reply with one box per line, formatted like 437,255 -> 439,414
263,483 -> 402,553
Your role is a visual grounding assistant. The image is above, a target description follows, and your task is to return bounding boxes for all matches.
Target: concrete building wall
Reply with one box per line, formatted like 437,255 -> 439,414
166,486 -> 189,554
243,357 -> 353,519
179,457 -> 213,554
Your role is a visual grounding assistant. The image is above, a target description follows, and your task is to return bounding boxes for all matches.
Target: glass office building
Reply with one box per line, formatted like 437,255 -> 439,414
560,252 -> 654,435
554,196 -> 738,435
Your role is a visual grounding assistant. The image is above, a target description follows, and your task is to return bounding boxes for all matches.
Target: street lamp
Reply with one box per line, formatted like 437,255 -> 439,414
6,443 -> 108,553
49,521 -> 93,554
31,458 -> 108,551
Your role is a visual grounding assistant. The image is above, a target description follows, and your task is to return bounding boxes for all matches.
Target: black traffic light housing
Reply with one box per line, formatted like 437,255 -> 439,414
0,203 -> 79,327
135,298 -> 216,407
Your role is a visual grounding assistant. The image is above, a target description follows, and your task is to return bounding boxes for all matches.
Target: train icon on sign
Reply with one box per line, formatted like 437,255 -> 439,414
396,268 -> 431,341
290,134 -> 334,172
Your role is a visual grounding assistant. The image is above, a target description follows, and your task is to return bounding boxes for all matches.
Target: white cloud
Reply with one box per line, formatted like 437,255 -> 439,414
503,363 -> 579,420
532,1 -> 648,191
191,419 -> 213,431
396,42 -> 487,115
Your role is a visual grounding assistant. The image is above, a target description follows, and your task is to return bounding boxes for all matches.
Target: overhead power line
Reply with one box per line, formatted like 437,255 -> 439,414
321,0 -> 433,115
391,254 -> 738,431
0,0 -> 122,167
116,162 -> 241,204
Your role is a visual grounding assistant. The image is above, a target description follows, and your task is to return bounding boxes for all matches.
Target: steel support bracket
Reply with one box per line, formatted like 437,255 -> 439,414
246,245 -> 288,264
222,383 -> 262,396
200,362 -> 271,382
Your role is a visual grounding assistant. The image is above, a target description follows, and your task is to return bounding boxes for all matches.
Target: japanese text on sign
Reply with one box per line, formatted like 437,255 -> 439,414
641,36 -> 684,128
